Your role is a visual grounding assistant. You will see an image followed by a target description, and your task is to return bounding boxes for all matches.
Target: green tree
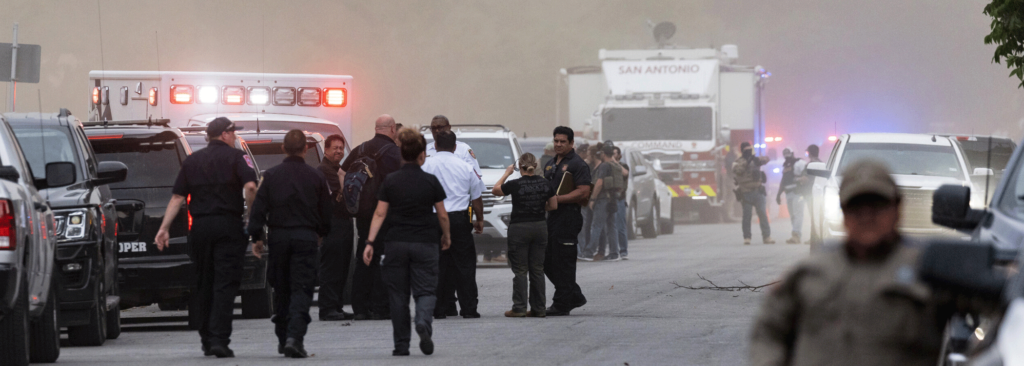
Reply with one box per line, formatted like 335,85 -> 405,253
985,0 -> 1024,88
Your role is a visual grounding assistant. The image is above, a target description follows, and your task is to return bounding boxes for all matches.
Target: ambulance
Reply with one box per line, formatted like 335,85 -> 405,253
87,71 -> 353,147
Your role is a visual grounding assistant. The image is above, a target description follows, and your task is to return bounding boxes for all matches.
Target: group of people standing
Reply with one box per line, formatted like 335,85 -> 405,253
155,116 -> 599,358
568,142 -> 630,262
731,142 -> 822,245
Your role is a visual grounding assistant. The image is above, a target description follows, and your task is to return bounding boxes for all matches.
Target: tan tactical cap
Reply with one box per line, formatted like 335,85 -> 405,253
839,159 -> 899,207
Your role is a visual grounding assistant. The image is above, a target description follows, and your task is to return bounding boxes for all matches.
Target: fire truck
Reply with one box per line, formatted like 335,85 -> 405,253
564,39 -> 768,222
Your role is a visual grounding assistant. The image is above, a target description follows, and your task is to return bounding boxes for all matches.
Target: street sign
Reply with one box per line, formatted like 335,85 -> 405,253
0,42 -> 41,83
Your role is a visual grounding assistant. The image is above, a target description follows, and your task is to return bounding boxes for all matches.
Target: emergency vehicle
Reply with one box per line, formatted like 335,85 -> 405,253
87,71 -> 353,146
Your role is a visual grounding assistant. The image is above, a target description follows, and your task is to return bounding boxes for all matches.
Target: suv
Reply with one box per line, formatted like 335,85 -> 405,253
6,110 -> 127,346
0,115 -> 60,364
423,125 -> 522,260
807,133 -> 973,250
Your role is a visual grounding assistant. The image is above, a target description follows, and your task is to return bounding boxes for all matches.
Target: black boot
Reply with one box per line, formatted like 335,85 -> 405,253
283,338 -> 308,358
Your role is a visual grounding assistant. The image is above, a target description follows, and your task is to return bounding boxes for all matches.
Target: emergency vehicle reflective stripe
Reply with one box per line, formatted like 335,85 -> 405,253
666,186 -> 680,198
674,185 -> 717,197
700,185 -> 717,197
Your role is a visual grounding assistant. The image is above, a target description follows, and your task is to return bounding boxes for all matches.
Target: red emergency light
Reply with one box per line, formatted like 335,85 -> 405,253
148,87 -> 158,106
92,87 -> 101,105
170,85 -> 194,104
222,86 -> 245,105
323,88 -> 347,107
828,136 -> 838,142
87,134 -> 123,140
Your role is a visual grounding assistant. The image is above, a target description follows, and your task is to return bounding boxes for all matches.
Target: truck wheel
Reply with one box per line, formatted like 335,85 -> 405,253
105,305 -> 121,340
29,277 -> 60,363
240,285 -> 274,319
627,199 -> 638,240
641,205 -> 658,239
68,284 -> 107,346
1,276 -> 30,365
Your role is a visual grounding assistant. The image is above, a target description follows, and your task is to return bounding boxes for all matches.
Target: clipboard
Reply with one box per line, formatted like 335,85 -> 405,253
556,171 -> 590,206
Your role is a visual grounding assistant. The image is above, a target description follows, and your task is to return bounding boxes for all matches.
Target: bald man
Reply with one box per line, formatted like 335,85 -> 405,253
340,114 -> 403,320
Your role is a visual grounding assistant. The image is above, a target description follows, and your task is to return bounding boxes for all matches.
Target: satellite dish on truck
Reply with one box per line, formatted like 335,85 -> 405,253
652,22 -> 676,44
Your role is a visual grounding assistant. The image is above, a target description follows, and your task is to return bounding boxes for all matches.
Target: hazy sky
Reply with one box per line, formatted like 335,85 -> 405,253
1,0 -> 1021,146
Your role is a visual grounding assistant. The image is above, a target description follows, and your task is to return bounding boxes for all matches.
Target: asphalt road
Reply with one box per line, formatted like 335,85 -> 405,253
56,219 -> 808,366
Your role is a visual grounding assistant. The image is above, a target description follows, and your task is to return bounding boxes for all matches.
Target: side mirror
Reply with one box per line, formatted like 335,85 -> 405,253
920,240 -> 1006,303
40,162 -> 76,188
0,166 -> 19,183
932,184 -> 984,230
973,167 -> 995,176
95,161 -> 128,186
806,161 -> 830,178
634,165 -> 648,176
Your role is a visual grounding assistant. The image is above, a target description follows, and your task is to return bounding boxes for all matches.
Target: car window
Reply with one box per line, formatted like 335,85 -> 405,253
11,125 -> 83,181
997,155 -> 1024,220
91,133 -> 185,189
826,140 -> 842,171
836,143 -> 963,178
247,142 -> 320,170
459,138 -> 515,169
957,138 -> 1016,173
76,126 -> 98,178
631,152 -> 646,174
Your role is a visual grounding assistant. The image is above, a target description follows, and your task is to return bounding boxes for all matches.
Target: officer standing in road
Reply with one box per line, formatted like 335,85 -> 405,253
422,131 -> 485,319
425,115 -> 482,176
248,130 -> 332,359
749,159 -> 950,366
801,144 -> 822,244
317,134 -> 355,321
155,117 -> 258,358
732,142 -> 774,245
543,126 -> 592,316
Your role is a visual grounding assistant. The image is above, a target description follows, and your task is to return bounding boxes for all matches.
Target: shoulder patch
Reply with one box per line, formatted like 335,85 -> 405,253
546,165 -> 553,171
468,149 -> 476,159
243,155 -> 254,169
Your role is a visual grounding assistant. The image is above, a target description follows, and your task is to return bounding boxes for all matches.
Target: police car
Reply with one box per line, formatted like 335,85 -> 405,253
423,125 -> 523,261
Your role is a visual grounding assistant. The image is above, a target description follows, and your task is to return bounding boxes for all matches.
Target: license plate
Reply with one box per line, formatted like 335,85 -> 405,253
119,242 -> 148,253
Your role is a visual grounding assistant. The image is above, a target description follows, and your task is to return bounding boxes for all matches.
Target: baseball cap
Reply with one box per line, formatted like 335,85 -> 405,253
839,159 -> 899,207
782,147 -> 793,157
206,117 -> 243,137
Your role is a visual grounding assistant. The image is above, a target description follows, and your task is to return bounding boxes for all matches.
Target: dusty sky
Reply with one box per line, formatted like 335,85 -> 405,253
1,0 -> 1021,146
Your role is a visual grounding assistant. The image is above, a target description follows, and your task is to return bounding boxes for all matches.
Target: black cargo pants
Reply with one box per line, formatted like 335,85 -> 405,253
352,217 -> 389,316
545,207 -> 587,311
435,210 -> 479,316
268,229 -> 318,344
318,215 -> 354,313
189,215 -> 247,348
382,241 -> 439,352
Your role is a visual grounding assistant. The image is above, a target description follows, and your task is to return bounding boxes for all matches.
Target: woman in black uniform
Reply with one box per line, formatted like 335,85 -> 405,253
363,128 -> 450,356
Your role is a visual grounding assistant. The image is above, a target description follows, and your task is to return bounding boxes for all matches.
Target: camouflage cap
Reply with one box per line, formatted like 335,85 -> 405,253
839,159 -> 899,207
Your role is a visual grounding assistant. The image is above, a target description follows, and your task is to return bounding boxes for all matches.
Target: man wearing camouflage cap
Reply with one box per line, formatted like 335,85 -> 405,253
748,159 -> 950,366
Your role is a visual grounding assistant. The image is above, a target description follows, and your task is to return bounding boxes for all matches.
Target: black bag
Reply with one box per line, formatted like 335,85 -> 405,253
343,144 -> 392,217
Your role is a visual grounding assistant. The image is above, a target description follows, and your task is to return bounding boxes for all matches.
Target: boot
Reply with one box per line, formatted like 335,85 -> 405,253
743,238 -> 751,245
763,237 -> 776,244
283,338 -> 308,358
786,234 -> 801,244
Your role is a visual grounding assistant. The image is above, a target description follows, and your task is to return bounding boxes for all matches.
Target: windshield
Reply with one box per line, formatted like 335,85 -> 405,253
602,107 -> 713,141
92,135 -> 184,189
837,143 -> 964,178
957,138 -> 1016,173
231,121 -> 343,143
247,142 -> 321,170
458,138 -> 515,169
11,125 -> 80,180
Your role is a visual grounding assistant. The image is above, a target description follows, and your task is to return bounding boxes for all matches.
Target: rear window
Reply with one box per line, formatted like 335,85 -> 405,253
837,143 -> 963,178
248,142 -> 320,171
957,138 -> 1016,173
91,133 -> 185,189
458,138 -> 515,169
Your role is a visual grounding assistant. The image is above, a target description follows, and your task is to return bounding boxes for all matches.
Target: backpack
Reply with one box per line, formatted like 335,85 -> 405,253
343,143 -> 392,217
604,161 -> 625,194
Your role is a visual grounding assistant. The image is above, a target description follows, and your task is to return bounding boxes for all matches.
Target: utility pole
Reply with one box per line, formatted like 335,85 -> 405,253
6,23 -> 18,112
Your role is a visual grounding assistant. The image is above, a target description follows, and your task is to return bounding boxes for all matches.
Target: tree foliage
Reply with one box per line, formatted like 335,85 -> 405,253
985,0 -> 1024,88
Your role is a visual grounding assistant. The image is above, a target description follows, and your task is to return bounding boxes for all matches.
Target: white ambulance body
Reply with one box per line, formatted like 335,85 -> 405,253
87,71 -> 353,145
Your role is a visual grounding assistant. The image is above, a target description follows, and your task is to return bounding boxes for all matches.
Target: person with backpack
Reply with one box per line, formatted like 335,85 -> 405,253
775,148 -> 808,244
732,142 -> 774,245
583,144 -> 624,261
340,115 -> 403,320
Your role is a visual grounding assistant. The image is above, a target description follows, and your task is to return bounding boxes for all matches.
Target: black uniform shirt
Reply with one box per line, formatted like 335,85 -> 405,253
377,163 -> 447,243
340,134 -> 402,218
501,175 -> 554,224
543,149 -> 592,243
172,139 -> 258,218
247,156 -> 332,241
319,157 -> 350,218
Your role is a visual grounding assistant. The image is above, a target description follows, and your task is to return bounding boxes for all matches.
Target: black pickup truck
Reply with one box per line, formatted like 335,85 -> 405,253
7,110 -> 127,347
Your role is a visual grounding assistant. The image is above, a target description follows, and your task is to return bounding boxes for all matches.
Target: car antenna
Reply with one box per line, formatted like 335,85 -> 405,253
931,135 -> 937,142
985,136 -> 993,207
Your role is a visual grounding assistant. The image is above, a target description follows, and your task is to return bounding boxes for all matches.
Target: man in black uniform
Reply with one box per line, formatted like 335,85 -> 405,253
542,126 -> 592,316
248,130 -> 332,358
155,117 -> 258,358
341,115 -> 402,320
317,134 -> 355,321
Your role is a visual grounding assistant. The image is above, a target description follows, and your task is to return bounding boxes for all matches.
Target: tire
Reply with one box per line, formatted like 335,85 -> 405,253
660,204 -> 675,235
68,283 -> 107,347
29,278 -> 60,363
105,305 -> 121,340
627,199 -> 638,240
240,285 -> 273,319
1,276 -> 30,365
640,205 -> 658,239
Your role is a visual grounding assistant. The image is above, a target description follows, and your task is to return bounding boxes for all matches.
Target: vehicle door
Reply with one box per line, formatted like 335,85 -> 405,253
812,138 -> 844,241
978,140 -> 1024,252
630,150 -> 655,215
74,124 -> 118,291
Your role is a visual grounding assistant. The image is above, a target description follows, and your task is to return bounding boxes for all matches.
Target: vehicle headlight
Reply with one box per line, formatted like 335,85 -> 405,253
55,209 -> 90,242
823,186 -> 843,225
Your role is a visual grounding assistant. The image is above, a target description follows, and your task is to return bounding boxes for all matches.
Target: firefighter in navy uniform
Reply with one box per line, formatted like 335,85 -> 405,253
155,117 -> 258,358
248,130 -> 332,358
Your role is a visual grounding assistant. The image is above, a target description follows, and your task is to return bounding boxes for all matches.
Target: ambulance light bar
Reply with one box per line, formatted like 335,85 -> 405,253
297,88 -> 321,107
324,88 -> 347,107
273,87 -> 296,106
248,87 -> 270,105
197,86 -> 218,104
222,86 -> 245,105
105,84 -> 348,108
171,85 -> 193,104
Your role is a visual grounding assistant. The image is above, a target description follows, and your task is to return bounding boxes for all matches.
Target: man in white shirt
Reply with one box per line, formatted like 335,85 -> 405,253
421,131 -> 484,318
426,115 -> 482,179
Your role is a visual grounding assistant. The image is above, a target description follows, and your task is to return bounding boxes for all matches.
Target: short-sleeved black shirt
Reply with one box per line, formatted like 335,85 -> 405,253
247,156 -> 333,242
377,163 -> 447,243
543,150 -> 592,243
172,139 -> 259,218
501,175 -> 555,224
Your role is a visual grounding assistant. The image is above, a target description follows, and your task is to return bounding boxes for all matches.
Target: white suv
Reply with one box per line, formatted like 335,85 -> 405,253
807,133 -> 973,251
423,125 -> 523,260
